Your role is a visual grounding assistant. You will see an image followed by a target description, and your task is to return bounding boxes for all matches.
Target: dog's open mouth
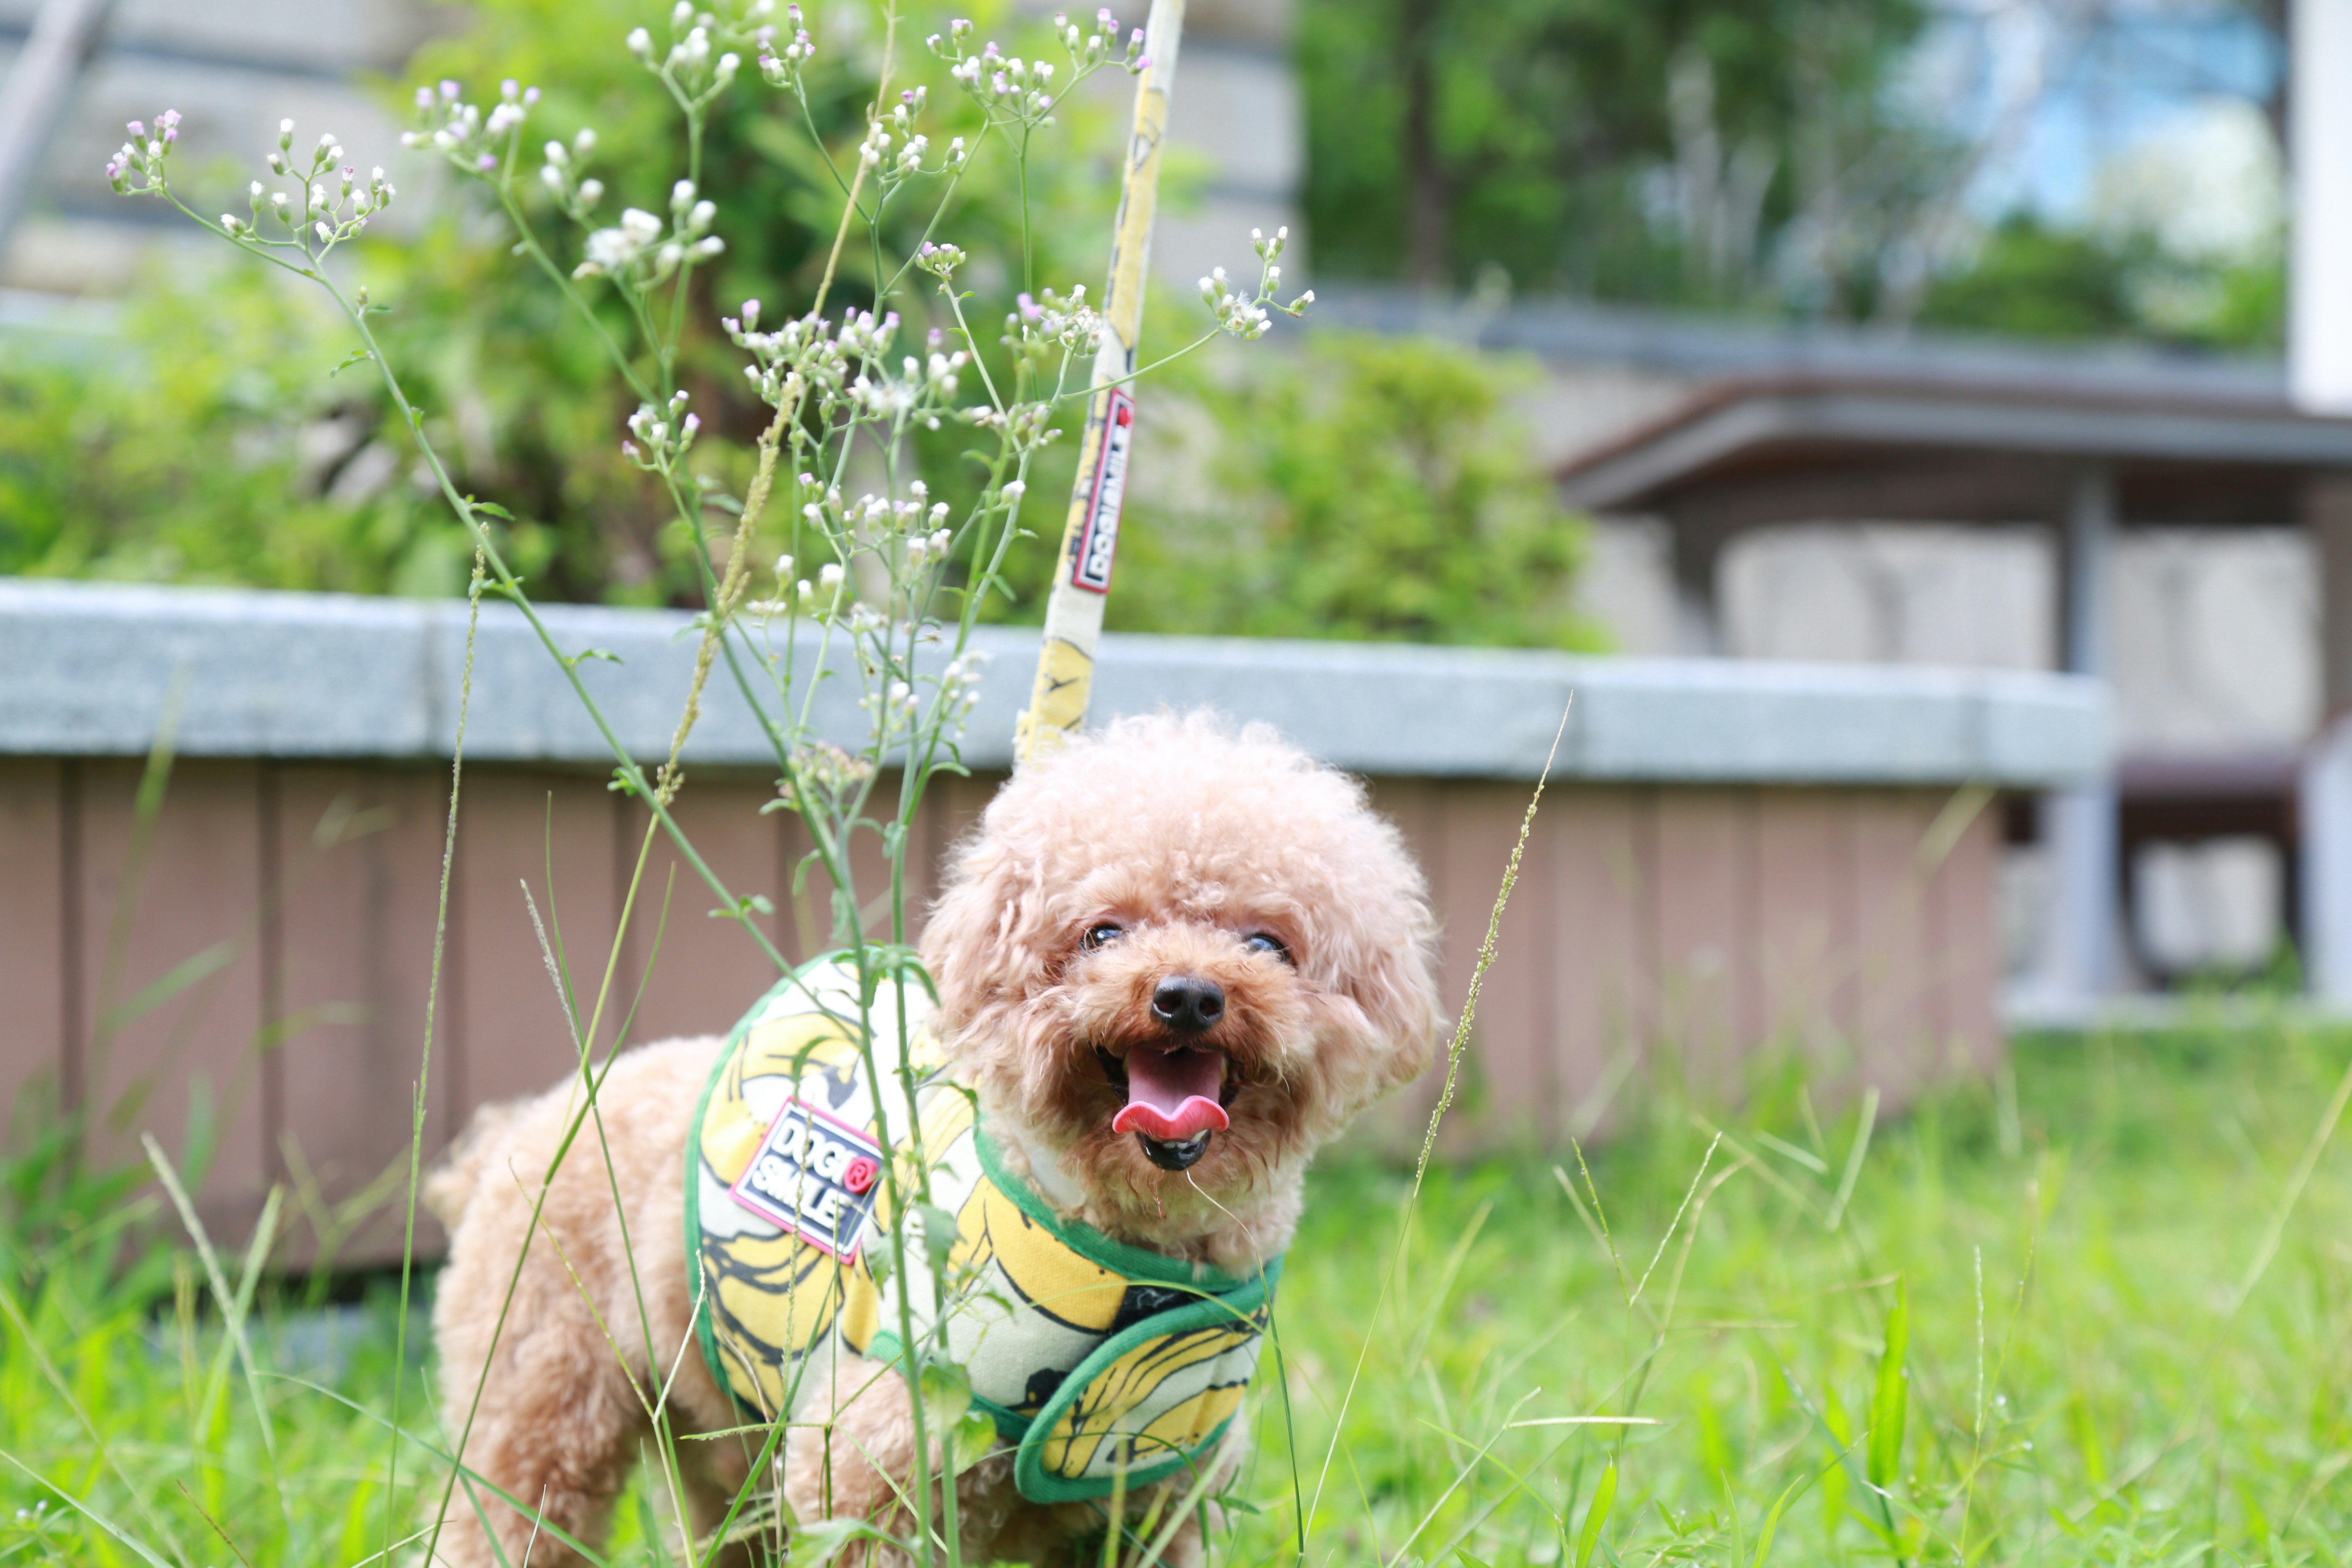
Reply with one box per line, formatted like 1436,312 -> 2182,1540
1099,1045 -> 1231,1171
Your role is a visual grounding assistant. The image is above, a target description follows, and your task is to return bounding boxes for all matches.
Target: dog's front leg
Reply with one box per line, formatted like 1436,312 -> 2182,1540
1149,1498 -> 1216,1568
782,1355 -> 1038,1566
783,1353 -> 921,1561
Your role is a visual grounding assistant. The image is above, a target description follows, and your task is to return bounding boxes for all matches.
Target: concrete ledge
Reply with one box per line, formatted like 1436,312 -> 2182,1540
0,579 -> 2107,785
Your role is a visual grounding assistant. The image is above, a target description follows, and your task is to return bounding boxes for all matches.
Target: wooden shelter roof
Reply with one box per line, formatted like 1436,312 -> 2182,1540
1555,372 -> 2352,530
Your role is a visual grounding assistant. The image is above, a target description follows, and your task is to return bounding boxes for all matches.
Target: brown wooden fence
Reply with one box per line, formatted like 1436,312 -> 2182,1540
0,754 -> 1999,1268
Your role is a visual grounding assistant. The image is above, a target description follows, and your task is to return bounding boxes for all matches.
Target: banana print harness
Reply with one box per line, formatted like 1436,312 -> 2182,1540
684,958 -> 1280,1503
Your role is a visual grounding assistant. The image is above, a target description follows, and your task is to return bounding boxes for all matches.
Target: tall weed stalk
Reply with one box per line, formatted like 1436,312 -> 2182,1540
91,4 -> 1302,1563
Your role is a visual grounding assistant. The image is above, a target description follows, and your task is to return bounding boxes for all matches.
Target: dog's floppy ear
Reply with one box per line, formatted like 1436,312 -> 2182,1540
1292,790 -> 1446,1111
1361,919 -> 1445,1095
920,822 -> 1042,1026
1334,863 -> 1446,1101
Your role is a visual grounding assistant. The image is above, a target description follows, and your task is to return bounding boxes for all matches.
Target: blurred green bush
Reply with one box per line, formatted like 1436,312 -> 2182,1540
0,271 -> 444,592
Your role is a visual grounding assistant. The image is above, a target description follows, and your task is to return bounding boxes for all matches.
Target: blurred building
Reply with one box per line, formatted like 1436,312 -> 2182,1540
0,0 -> 440,295
1310,288 -> 2352,1013
0,0 -> 1297,303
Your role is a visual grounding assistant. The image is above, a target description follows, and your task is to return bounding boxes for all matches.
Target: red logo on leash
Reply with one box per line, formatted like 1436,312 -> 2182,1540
1069,388 -> 1135,593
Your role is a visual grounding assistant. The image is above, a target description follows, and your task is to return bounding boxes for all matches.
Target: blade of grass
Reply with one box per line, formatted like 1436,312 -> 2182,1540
1403,1199 -> 1493,1372
1632,1134 -> 1721,1307
1305,699 -> 1570,1545
1100,1448 -> 1129,1568
264,1372 -> 613,1567
0,1447 -> 179,1568
1748,1454 -> 1838,1568
1864,1275 -> 1911,1559
1383,1389 -> 1544,1565
0,1277 -> 190,1567
2227,1033 -> 2352,1314
175,1481 -> 254,1568
86,668 -> 190,1083
1824,1088 -> 1880,1232
143,1135 -> 293,1543
1572,1462 -> 1616,1568
384,544 -> 488,1568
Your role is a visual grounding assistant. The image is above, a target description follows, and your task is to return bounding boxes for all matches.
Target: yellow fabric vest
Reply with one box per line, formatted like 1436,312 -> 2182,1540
684,957 -> 1279,1503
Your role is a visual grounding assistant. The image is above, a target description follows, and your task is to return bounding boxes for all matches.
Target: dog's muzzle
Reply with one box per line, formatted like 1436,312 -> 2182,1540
1136,1129 -> 1212,1171
1100,1043 -> 1231,1169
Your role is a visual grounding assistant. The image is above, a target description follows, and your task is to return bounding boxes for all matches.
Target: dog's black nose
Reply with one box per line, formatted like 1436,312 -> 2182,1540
1151,975 -> 1225,1032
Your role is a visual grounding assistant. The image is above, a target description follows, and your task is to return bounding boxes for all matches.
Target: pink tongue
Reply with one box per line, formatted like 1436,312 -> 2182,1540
1110,1047 -> 1230,1141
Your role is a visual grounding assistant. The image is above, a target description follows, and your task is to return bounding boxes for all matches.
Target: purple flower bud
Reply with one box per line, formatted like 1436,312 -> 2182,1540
160,109 -> 180,127
478,153 -> 497,171
623,440 -> 639,458
523,85 -> 540,105
440,79 -> 461,101
163,127 -> 177,142
501,78 -> 519,100
127,120 -> 145,137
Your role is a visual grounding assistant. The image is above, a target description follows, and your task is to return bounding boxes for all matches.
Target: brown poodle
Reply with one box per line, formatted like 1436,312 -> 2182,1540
425,712 -> 1442,1565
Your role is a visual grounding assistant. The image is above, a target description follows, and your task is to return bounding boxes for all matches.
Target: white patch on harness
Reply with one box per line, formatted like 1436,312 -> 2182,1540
1069,388 -> 1135,593
729,1096 -> 886,1261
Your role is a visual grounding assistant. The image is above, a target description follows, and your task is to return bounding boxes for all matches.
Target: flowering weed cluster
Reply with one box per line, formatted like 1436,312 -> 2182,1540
100,2 -> 1307,1564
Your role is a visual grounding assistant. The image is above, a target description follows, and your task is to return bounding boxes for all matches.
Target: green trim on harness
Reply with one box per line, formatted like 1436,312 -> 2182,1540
974,1125 -> 1250,1292
682,955 -> 1280,1503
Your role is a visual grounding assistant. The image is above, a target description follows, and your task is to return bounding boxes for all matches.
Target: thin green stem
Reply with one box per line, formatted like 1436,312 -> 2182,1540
492,181 -> 651,401
379,543 -> 487,1568
1017,125 -> 1033,295
1049,324 -> 1225,405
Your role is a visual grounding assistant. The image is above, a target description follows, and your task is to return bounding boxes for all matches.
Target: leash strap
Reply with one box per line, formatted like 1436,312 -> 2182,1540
1014,0 -> 1187,766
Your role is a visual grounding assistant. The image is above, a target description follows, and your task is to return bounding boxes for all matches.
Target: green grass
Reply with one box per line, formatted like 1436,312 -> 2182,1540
1256,1025 -> 2352,1566
7,1021 -> 2352,1566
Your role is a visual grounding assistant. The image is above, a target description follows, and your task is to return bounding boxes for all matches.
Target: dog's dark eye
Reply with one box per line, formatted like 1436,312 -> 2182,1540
1243,932 -> 1292,965
1080,922 -> 1124,952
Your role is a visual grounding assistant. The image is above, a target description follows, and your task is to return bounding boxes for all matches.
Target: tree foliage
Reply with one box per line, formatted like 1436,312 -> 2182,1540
1300,0 -> 1949,318
1300,0 -> 2290,347
1918,212 -> 2284,350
